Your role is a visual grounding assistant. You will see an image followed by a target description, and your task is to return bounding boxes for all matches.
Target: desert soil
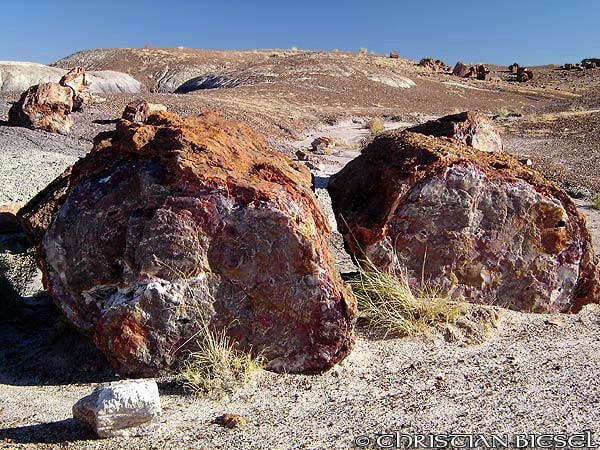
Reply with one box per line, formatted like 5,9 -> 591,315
1,49 -> 600,449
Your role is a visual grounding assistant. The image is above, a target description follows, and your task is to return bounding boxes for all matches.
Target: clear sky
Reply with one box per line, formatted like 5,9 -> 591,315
1,0 -> 598,66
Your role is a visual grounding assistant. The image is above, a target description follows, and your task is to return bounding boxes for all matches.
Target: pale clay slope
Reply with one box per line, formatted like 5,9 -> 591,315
0,62 -> 141,94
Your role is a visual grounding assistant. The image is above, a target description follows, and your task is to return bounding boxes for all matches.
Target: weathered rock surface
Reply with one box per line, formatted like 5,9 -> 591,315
19,111 -> 356,376
328,131 -> 599,313
0,62 -> 141,93
8,82 -> 74,134
73,379 -> 162,438
407,111 -> 503,153
418,58 -> 450,73
122,100 -> 167,123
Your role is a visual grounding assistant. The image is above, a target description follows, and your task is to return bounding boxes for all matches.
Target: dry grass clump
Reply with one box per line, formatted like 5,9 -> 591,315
366,117 -> 385,134
348,260 -> 462,337
593,194 -> 600,210
179,323 -> 264,399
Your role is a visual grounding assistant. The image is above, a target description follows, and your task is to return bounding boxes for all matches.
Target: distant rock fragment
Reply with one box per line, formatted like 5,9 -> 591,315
20,111 -> 356,376
216,414 -> 249,429
452,62 -> 475,78
122,99 -> 168,123
59,67 -> 93,111
328,130 -> 599,313
476,64 -> 490,81
418,58 -> 450,73
517,67 -> 534,82
389,52 -> 399,59
72,379 -> 162,438
311,136 -> 335,153
407,111 -> 503,153
8,82 -> 74,134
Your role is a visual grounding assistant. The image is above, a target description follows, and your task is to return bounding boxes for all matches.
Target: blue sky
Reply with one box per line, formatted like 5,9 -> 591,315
1,0 -> 598,66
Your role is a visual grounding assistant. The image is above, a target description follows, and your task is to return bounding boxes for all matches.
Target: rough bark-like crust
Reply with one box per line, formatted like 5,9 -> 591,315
407,111 -> 503,153
20,111 -> 356,376
328,130 -> 599,313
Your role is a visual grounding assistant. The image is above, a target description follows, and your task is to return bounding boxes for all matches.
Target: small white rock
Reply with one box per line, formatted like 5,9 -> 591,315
73,379 -> 162,438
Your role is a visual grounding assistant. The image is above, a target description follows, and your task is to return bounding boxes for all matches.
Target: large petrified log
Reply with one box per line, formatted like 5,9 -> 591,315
328,131 -> 599,313
19,111 -> 356,376
407,111 -> 503,153
8,82 -> 74,134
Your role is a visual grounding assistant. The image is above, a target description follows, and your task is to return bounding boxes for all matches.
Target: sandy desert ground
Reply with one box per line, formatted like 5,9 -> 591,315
1,49 -> 600,449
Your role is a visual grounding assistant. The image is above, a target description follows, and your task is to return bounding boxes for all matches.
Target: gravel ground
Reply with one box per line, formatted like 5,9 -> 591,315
2,303 -> 600,449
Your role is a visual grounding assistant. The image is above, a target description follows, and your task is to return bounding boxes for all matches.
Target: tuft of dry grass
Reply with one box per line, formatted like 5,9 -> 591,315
366,117 -> 385,134
348,260 -> 462,337
179,322 -> 264,399
593,194 -> 600,211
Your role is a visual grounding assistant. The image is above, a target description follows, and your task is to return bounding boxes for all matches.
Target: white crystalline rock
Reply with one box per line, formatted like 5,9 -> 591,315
72,379 -> 162,438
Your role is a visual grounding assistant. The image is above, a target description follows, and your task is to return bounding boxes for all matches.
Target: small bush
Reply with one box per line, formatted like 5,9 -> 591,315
367,117 -> 385,134
348,260 -> 462,337
358,47 -> 368,55
179,323 -> 263,399
593,194 -> 600,210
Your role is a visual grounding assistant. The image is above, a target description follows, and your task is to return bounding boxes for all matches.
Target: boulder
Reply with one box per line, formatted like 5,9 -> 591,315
418,58 -> 450,73
19,111 -> 356,376
122,100 -> 167,123
452,62 -> 475,78
389,52 -> 399,59
328,131 -> 599,313
407,111 -> 503,153
8,82 -> 74,134
517,67 -> 534,82
509,63 -> 519,74
73,379 -> 162,438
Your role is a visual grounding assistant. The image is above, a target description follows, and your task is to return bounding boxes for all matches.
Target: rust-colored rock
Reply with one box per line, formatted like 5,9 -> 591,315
122,100 -> 168,123
19,111 -> 356,376
328,131 -> 599,313
407,111 -> 503,153
418,58 -> 450,73
452,62 -> 475,78
8,82 -> 74,134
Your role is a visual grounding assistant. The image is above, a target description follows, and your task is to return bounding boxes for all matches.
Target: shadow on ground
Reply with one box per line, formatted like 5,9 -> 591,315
0,296 -> 117,386
0,419 -> 95,444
